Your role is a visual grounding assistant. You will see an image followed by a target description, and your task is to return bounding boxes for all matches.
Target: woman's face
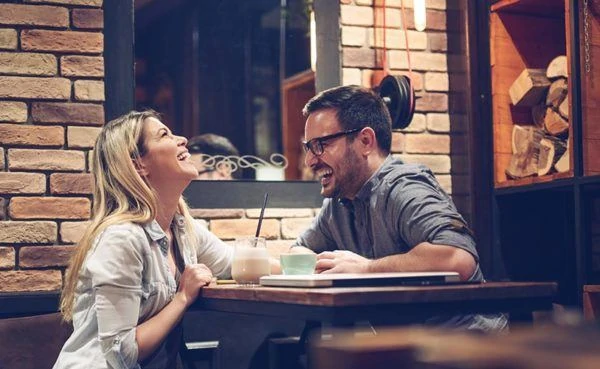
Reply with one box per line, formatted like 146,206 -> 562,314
137,117 -> 198,189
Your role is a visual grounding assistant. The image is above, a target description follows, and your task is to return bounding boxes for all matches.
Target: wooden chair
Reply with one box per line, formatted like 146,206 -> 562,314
0,313 -> 72,369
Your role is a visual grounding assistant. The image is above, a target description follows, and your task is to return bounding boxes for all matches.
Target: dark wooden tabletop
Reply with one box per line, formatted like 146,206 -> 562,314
200,281 -> 557,307
194,281 -> 557,325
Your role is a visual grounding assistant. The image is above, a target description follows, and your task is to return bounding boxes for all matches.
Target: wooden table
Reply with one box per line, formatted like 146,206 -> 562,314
191,281 -> 556,369
194,281 -> 557,326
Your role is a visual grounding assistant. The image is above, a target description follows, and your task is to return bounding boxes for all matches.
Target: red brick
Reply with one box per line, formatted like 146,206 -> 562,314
0,29 -> 17,50
0,221 -> 57,243
72,8 -> 103,29
341,5 -> 373,27
429,33 -> 447,52
60,221 -> 90,243
189,209 -> 245,219
19,245 -> 74,268
21,29 -> 103,54
32,102 -> 104,125
398,154 -> 451,173
391,132 -> 405,153
0,270 -> 62,292
342,27 -> 367,47
412,52 -> 448,72
427,113 -> 450,133
0,52 -> 57,76
0,4 -> 68,28
67,126 -> 101,148
50,173 -> 93,194
246,208 -> 313,218
0,124 -> 63,147
9,196 -> 91,220
416,93 -> 448,112
210,219 -> 280,240
374,7 -> 402,28
8,149 -> 85,171
0,76 -> 70,100
427,10 -> 461,32
74,80 -> 104,101
0,102 -> 28,123
61,55 -> 104,77
281,218 -> 314,239
369,29 -> 427,50
0,172 -> 46,194
343,47 -> 377,68
343,68 -> 362,85
405,134 -> 450,154
425,72 -> 449,92
0,247 -> 14,269
25,0 -> 103,6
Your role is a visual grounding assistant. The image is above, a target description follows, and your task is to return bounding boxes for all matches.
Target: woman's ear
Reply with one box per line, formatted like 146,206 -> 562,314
132,158 -> 149,177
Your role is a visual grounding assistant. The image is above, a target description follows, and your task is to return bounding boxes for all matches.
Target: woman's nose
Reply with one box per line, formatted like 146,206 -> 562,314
177,135 -> 188,146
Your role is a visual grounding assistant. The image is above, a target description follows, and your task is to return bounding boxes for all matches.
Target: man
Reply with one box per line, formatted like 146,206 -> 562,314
293,85 -> 507,331
187,133 -> 240,180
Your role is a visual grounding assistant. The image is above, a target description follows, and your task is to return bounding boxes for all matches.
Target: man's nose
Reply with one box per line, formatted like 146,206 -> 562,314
304,149 -> 318,168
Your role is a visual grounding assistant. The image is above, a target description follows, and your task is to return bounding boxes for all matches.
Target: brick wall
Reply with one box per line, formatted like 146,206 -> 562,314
0,0 -> 474,293
0,0 -> 104,292
339,0 -> 473,221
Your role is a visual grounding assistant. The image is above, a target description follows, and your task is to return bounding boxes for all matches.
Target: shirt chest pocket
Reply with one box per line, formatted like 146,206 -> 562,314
139,281 -> 172,321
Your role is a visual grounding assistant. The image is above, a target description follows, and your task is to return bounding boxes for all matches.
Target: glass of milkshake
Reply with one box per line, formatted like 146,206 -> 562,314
231,237 -> 270,285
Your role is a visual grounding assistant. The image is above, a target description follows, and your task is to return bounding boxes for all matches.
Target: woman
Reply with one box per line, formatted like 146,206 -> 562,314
54,111 -> 233,368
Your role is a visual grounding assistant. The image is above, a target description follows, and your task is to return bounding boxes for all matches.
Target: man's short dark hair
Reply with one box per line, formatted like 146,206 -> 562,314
187,134 -> 240,157
302,85 -> 392,154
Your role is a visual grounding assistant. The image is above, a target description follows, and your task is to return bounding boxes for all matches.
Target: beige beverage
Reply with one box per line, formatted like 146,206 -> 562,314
231,256 -> 270,284
231,237 -> 270,284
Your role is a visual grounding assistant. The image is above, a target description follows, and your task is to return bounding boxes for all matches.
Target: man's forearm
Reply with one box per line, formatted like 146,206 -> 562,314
367,242 -> 476,281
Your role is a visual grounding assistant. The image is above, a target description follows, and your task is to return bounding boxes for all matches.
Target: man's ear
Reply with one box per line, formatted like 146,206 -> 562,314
132,158 -> 149,177
358,127 -> 377,155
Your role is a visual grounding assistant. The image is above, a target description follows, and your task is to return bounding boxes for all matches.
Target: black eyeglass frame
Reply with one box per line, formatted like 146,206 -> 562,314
302,128 -> 362,156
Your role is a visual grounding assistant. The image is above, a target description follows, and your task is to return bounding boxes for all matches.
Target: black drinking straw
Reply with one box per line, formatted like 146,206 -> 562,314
255,193 -> 269,238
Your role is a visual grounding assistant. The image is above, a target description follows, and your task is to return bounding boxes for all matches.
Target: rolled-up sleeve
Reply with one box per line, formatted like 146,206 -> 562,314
193,221 -> 234,278
391,173 -> 478,261
86,225 -> 146,369
293,200 -> 336,253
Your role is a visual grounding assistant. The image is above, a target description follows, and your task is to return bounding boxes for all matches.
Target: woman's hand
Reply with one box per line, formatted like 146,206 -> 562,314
175,264 -> 213,308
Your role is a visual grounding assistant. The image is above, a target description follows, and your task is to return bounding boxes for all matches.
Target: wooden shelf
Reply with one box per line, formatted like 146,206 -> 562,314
490,0 -> 572,189
491,0 -> 565,17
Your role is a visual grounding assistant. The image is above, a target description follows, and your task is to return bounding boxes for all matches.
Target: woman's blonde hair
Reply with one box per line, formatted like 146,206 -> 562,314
60,110 -> 197,321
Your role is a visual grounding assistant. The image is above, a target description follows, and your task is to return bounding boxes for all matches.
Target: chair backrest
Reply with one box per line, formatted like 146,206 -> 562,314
0,313 -> 72,369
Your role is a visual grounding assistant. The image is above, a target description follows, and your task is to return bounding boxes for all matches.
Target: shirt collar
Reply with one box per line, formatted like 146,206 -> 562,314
141,213 -> 187,242
339,155 -> 395,205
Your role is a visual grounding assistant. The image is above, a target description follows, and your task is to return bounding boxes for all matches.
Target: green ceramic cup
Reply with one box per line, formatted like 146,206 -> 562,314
280,253 -> 317,275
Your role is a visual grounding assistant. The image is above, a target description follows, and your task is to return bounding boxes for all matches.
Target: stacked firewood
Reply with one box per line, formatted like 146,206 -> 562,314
505,55 -> 570,179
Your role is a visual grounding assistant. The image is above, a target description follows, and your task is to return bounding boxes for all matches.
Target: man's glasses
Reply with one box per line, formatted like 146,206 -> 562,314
302,128 -> 362,157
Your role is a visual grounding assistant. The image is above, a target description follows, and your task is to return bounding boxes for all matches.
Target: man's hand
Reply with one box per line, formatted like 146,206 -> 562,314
316,250 -> 371,274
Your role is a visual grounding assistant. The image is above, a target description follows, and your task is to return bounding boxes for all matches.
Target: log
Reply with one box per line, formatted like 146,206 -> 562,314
506,125 -> 544,179
558,96 -> 569,120
554,140 -> 570,173
509,69 -> 551,107
544,107 -> 569,136
545,78 -> 568,109
546,55 -> 568,79
537,136 -> 567,176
